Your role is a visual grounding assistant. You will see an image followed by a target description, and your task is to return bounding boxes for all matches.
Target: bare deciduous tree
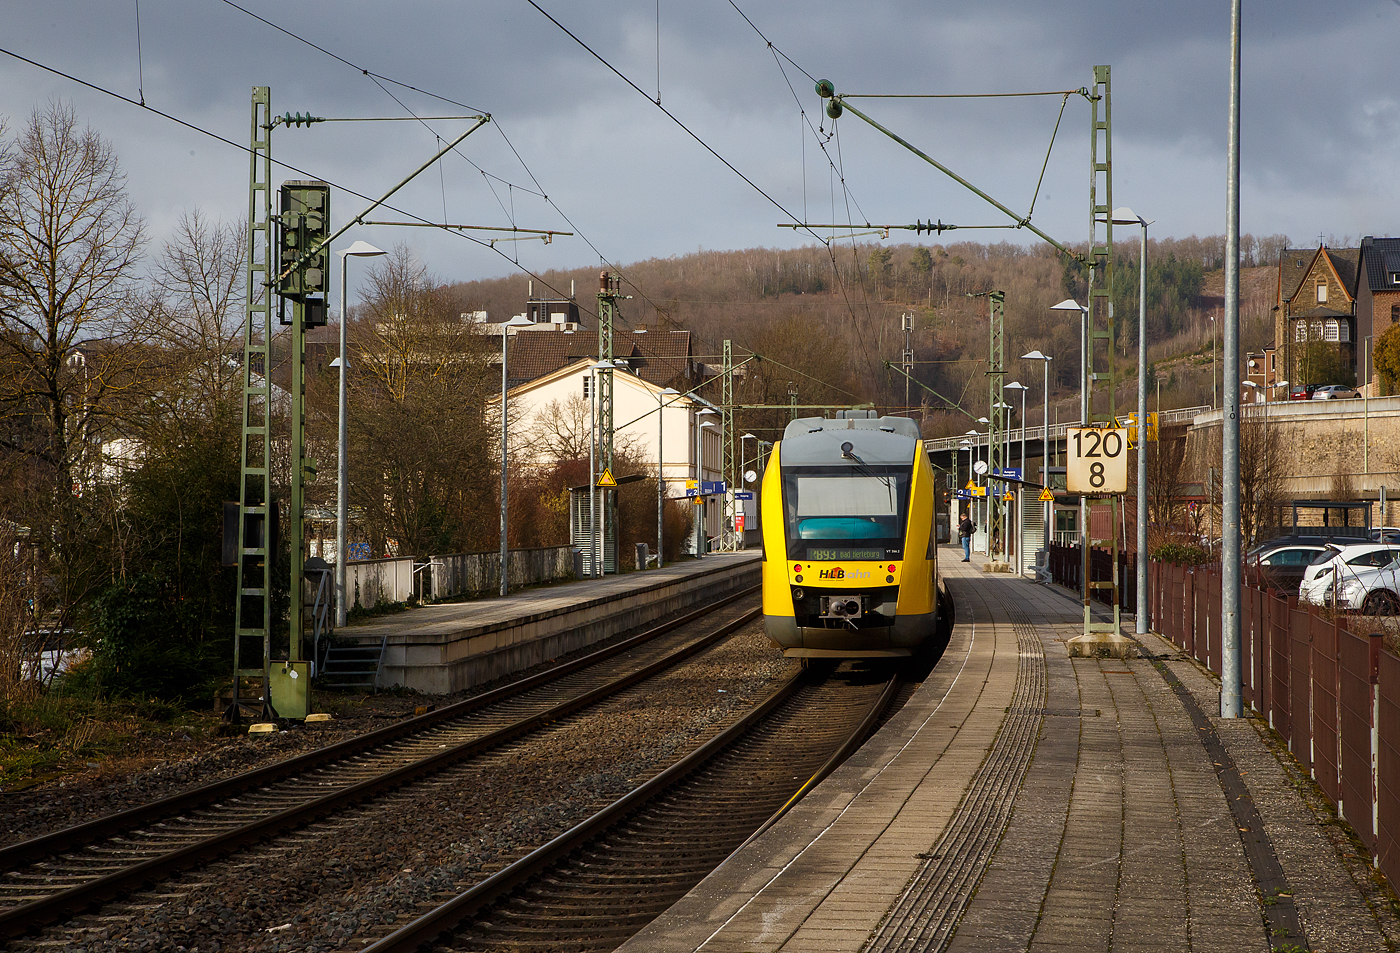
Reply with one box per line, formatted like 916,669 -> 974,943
1239,409 -> 1287,544
342,246 -> 497,558
140,211 -> 244,438
0,101 -> 145,631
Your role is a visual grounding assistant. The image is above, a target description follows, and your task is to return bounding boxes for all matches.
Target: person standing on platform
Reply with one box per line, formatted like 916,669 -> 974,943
958,510 -> 974,562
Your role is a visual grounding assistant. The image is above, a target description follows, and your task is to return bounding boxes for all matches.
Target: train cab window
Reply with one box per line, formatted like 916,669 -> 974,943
782,467 -> 910,560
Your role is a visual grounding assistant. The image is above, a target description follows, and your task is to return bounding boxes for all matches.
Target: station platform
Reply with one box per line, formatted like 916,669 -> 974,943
619,551 -> 1400,952
343,551 -> 760,694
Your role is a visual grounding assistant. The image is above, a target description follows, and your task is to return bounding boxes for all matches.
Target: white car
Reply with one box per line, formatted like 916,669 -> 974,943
1299,543 -> 1400,606
1331,565 -> 1400,615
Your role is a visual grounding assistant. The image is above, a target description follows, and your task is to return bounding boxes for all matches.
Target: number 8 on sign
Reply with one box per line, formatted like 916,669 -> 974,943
1067,427 -> 1129,495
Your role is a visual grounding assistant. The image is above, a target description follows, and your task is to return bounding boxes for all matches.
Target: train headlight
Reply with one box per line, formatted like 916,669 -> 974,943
792,587 -> 804,601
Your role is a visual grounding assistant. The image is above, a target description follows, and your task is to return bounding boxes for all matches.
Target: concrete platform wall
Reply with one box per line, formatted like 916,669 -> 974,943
379,558 -> 761,693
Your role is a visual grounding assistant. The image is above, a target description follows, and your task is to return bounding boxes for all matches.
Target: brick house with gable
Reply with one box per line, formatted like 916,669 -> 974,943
1273,245 -> 1359,389
1354,236 -> 1400,391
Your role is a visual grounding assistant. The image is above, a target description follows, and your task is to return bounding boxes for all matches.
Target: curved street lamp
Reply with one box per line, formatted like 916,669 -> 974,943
335,240 -> 385,629
498,314 -> 535,596
1113,206 -> 1153,634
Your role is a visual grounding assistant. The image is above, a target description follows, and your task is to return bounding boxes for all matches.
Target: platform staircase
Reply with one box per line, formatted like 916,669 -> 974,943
316,636 -> 387,692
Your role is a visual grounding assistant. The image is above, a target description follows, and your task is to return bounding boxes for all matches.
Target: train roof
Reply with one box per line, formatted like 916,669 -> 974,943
779,415 -> 921,466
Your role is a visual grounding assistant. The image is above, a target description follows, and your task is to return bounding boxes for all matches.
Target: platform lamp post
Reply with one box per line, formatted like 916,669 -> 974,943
1050,299 -> 1090,425
976,417 -> 989,552
958,438 -> 973,528
1112,206 -> 1153,634
696,415 -> 718,556
334,240 -> 386,629
498,314 -> 535,597
1051,298 -> 1090,569
740,432 -> 758,547
993,400 -> 1014,563
1005,381 -> 1029,573
1210,314 -> 1218,410
656,387 -> 680,568
1021,351 -> 1053,572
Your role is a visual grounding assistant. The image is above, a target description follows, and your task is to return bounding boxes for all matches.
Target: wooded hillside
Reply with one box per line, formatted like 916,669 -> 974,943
448,236 -> 1280,439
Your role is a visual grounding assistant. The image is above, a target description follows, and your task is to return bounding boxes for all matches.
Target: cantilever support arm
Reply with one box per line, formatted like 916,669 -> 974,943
832,96 -> 1082,263
884,361 -> 978,421
272,115 -> 492,286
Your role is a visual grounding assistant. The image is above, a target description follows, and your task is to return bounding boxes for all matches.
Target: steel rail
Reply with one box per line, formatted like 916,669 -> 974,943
736,673 -> 901,852
361,666 -> 900,953
0,595 -> 759,940
0,584 -> 756,872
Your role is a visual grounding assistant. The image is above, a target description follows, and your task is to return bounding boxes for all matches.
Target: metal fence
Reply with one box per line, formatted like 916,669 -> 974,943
1048,543 -> 1137,611
1149,560 -> 1397,882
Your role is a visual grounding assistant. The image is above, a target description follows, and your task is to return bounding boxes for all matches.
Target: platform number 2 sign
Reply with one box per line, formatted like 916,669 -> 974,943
1067,427 -> 1129,495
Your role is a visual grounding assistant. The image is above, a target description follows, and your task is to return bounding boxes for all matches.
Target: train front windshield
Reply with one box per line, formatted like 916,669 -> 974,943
782,466 -> 910,561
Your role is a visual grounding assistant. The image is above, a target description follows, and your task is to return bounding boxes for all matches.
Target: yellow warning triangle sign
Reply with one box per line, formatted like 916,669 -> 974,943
965,480 -> 976,491
1038,487 -> 1054,502
596,468 -> 617,488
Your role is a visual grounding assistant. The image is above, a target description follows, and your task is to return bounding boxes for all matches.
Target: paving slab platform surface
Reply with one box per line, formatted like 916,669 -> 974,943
344,552 -> 760,693
618,551 -> 1400,953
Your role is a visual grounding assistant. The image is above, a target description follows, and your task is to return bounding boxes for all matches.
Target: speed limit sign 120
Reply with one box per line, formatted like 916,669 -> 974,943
1067,427 -> 1129,494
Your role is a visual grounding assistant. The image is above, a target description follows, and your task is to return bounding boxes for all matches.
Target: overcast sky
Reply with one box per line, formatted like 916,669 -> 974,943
3,1 -> 1399,298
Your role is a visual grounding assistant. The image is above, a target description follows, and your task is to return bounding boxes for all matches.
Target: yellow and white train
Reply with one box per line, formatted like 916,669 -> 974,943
761,413 -> 947,658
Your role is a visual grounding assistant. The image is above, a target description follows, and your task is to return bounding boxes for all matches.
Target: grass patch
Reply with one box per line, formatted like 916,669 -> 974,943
0,691 -> 208,792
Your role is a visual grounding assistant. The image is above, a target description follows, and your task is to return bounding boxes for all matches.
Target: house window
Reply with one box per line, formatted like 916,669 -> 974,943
1311,320 -> 1325,340
1269,353 -> 1276,371
583,377 -> 591,399
1295,321 -> 1307,343
1324,320 -> 1340,342
1391,272 -> 1400,285
1339,321 -> 1350,343
1317,282 -> 1328,304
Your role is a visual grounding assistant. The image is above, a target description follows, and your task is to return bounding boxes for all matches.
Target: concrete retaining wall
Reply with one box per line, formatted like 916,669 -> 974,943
377,556 -> 761,694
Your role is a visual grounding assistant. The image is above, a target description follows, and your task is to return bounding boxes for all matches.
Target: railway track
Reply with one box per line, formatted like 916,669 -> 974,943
0,590 -> 760,942
360,662 -> 902,953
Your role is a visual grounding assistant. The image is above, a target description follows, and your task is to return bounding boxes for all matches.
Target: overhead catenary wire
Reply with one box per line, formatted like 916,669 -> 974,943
8,5 -> 869,410
216,0 -> 873,405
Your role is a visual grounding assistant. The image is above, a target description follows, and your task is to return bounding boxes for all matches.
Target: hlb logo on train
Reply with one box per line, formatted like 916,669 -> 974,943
819,567 -> 846,579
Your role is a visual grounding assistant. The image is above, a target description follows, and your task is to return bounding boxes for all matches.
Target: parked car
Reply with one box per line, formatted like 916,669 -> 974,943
1289,383 -> 1321,400
1247,542 -> 1330,593
1373,527 -> 1400,544
1328,564 -> 1400,614
1311,384 -> 1358,400
1298,542 -> 1400,606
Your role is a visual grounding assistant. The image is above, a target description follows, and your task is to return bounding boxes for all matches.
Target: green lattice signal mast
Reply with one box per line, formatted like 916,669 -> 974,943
814,67 -> 1117,635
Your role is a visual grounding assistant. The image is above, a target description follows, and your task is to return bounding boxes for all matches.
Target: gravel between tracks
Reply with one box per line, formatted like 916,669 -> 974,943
11,623 -> 790,953
1,601 -> 751,849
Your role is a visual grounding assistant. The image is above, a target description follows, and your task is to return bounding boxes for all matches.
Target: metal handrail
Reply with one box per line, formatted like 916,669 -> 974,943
924,404 -> 1212,453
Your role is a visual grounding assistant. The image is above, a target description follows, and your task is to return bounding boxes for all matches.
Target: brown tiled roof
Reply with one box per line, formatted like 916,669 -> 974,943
505,329 -> 692,389
1324,247 -> 1360,296
1278,248 -> 1313,303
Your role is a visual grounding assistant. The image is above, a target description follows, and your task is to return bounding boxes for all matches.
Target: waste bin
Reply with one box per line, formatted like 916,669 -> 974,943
635,542 -> 649,571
